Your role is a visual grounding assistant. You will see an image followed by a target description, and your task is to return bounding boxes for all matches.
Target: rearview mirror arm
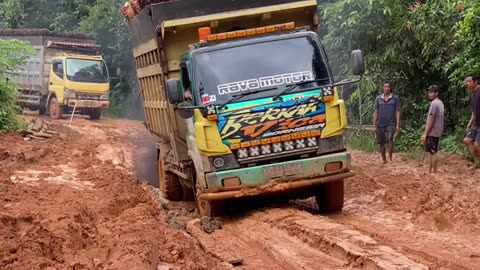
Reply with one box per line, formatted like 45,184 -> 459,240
174,104 -> 204,110
332,74 -> 364,88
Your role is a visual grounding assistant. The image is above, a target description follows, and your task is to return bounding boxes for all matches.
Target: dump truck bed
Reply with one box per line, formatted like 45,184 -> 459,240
0,29 -> 100,95
126,0 -> 318,161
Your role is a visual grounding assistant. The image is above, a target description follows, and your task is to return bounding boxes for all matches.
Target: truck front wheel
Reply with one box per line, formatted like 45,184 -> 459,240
315,179 -> 344,213
197,199 -> 224,217
88,109 -> 102,120
49,97 -> 63,120
162,171 -> 182,201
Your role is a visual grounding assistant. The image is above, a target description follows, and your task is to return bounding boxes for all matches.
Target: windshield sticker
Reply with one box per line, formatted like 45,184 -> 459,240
217,96 -> 325,141
201,94 -> 217,104
217,71 -> 314,96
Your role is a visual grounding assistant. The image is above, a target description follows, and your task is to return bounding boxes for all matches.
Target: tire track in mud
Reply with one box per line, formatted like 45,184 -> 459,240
190,207 -> 429,270
329,213 -> 480,270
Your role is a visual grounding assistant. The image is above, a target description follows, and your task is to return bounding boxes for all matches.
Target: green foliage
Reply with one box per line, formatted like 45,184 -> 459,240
321,0 -> 477,158
395,125 -> 423,152
321,0 -> 429,134
345,129 -> 378,153
441,131 -> 469,157
0,0 -> 95,31
0,39 -> 34,131
78,0 -> 139,118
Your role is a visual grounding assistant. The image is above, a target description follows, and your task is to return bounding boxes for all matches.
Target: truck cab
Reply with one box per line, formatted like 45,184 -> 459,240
123,0 -> 364,216
48,55 -> 110,119
0,29 -> 110,120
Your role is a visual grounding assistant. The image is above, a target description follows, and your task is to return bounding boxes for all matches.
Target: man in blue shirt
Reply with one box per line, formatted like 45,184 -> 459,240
373,81 -> 401,164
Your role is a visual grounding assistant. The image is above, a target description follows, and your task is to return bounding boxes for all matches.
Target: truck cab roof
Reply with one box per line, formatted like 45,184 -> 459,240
189,27 -> 314,54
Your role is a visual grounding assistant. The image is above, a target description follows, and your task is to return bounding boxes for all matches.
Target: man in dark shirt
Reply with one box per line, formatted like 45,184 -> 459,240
464,74 -> 480,169
373,81 -> 401,164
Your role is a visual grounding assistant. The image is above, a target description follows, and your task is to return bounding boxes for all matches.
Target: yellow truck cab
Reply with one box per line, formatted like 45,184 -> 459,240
123,0 -> 365,216
49,54 -> 110,119
0,29 -> 110,120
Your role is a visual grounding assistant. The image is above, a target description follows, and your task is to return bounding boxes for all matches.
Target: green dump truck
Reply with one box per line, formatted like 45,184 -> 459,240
123,0 -> 365,216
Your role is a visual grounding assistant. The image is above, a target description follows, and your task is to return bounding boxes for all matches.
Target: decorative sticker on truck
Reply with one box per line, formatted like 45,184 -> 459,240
217,95 -> 325,141
217,71 -> 314,95
201,93 -> 217,104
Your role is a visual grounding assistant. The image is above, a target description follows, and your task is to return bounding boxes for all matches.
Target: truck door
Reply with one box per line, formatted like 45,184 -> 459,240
49,59 -> 66,103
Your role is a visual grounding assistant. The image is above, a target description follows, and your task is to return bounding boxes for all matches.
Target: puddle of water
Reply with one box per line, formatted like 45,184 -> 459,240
10,164 -> 94,190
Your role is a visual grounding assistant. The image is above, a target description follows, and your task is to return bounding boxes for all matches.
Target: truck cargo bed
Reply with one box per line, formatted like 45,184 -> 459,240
128,0 -> 316,46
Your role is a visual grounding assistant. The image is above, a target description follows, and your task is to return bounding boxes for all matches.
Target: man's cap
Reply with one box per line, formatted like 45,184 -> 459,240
427,85 -> 439,93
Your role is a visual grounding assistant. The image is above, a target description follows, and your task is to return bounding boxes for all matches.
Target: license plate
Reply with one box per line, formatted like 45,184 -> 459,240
262,162 -> 304,179
81,100 -> 97,107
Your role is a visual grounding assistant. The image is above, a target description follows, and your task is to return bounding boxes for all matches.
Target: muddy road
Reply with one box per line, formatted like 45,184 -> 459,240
1,116 -> 479,270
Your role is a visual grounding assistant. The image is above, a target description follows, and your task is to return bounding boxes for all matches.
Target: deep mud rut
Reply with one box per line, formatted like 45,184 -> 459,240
1,116 -> 480,270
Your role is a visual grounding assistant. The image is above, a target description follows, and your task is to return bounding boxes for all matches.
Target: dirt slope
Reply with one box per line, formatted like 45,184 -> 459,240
2,116 -> 480,270
0,118 -> 229,270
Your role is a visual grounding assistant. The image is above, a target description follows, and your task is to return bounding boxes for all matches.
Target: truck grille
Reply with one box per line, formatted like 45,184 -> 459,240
77,94 -> 101,100
234,137 -> 319,164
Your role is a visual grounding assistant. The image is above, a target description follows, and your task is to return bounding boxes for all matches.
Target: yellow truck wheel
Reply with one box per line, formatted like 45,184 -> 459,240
88,109 -> 101,120
197,199 -> 224,217
162,172 -> 182,201
182,186 -> 195,201
157,154 -> 182,201
49,97 -> 63,120
315,179 -> 344,213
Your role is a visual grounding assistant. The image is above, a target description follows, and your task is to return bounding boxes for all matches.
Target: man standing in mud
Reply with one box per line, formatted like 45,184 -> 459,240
464,74 -> 480,169
421,85 -> 444,174
373,81 -> 401,164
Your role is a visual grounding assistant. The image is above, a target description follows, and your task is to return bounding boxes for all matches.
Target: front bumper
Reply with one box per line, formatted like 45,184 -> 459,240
66,99 -> 109,109
200,152 -> 353,201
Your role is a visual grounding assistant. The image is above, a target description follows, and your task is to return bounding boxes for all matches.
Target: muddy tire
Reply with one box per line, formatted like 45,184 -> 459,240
182,186 -> 195,201
88,109 -> 102,120
39,106 -> 46,115
197,199 -> 224,217
161,171 -> 182,201
49,97 -> 63,120
315,179 -> 344,213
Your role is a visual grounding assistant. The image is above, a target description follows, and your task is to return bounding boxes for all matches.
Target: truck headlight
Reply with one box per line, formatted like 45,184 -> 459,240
64,89 -> 76,99
317,136 -> 345,155
100,91 -> 110,100
208,154 -> 240,172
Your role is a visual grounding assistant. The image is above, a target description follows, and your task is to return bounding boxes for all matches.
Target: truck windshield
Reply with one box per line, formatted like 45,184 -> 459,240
193,35 -> 331,105
66,59 -> 109,83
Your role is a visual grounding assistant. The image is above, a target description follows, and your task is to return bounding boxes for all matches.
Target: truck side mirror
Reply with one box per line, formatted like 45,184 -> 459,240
166,79 -> 183,104
351,50 -> 365,76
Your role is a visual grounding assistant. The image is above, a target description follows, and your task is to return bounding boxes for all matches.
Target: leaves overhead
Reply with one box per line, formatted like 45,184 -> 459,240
321,0 -> 479,134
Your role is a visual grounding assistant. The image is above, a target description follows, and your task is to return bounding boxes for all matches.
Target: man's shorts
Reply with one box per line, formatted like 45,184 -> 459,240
466,125 -> 480,142
425,136 -> 440,154
376,125 -> 395,145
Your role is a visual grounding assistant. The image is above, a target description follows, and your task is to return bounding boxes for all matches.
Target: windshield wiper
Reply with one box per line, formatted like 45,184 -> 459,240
272,78 -> 330,101
218,87 -> 277,110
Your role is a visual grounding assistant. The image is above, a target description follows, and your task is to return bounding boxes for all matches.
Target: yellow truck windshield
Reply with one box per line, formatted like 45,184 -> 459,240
66,59 -> 109,83
193,35 -> 331,105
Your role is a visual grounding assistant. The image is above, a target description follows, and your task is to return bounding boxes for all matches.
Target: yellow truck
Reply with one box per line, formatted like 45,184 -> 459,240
0,29 -> 110,120
123,0 -> 365,216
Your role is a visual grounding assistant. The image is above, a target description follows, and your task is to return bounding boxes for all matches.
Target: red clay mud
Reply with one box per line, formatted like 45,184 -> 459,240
0,117 -> 228,270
